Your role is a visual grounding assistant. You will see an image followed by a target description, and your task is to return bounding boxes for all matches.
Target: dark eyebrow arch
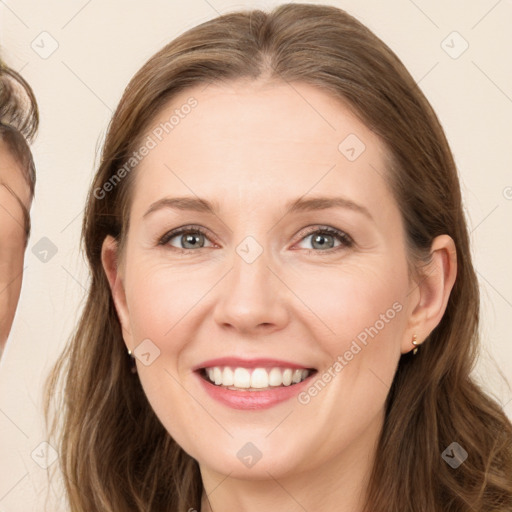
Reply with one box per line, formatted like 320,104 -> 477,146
285,196 -> 373,220
143,195 -> 373,221
143,196 -> 219,218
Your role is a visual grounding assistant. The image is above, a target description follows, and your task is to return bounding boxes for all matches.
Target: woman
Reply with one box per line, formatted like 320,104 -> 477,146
45,3 -> 512,511
0,59 -> 38,357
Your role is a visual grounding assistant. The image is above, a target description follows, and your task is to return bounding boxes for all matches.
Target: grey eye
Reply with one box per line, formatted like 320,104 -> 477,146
165,230 -> 213,250
309,232 -> 337,250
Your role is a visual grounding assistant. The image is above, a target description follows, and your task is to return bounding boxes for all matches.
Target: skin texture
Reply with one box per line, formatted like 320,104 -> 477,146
0,140 -> 31,351
102,80 -> 457,512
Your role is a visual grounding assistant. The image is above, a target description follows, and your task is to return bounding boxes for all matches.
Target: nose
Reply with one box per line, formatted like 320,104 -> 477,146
212,243 -> 290,335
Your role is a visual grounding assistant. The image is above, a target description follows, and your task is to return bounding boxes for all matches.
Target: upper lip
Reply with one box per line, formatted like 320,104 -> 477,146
192,357 -> 316,372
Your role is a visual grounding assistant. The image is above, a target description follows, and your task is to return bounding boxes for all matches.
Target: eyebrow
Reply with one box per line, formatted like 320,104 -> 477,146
143,195 -> 373,221
286,196 -> 373,220
143,196 -> 219,218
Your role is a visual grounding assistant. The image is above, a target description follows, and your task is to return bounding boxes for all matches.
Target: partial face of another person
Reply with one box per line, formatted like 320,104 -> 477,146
0,139 -> 31,350
103,80 -> 449,480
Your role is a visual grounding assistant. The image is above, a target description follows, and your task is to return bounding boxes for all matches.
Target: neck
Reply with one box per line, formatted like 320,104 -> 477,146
199,409 -> 383,512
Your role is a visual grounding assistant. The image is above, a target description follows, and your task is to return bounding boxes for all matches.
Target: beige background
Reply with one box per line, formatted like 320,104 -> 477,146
1,0 -> 511,510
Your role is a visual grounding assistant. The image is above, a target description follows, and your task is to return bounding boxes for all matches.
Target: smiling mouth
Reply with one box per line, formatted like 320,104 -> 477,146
198,366 -> 317,391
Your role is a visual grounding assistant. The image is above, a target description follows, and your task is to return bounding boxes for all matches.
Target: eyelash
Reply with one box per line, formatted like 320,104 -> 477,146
157,224 -> 354,256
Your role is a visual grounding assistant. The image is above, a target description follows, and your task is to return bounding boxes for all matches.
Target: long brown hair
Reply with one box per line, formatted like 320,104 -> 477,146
0,58 -> 38,239
44,3 -> 512,511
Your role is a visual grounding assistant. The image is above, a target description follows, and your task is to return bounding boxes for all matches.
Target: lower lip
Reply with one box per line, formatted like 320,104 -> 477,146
195,371 -> 316,410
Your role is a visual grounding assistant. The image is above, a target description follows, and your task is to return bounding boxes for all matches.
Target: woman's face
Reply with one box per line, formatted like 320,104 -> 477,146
0,140 -> 31,349
105,80 -> 420,479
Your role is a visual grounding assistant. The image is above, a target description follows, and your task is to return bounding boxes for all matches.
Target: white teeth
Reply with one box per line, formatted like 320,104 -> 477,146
282,368 -> 292,386
250,368 -> 269,388
222,367 -> 234,386
233,367 -> 251,388
268,367 -> 282,386
292,369 -> 303,384
203,366 -> 311,389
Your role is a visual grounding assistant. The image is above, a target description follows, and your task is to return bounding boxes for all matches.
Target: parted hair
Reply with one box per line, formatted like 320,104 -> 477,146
44,4 -> 512,511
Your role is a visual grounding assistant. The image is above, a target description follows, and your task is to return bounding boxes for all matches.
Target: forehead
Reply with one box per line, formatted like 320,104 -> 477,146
130,80 -> 394,217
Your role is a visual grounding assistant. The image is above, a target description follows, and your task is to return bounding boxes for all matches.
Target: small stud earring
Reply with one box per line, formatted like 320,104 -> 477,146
127,349 -> 137,373
412,334 -> 419,355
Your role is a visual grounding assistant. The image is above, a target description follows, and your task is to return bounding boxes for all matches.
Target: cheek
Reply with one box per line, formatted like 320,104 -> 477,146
291,258 -> 408,354
286,261 -> 408,447
123,258 -> 216,347
290,258 -> 409,422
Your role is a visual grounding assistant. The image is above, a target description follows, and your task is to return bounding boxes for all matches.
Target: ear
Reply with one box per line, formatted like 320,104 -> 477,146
101,235 -> 133,349
401,234 -> 457,354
